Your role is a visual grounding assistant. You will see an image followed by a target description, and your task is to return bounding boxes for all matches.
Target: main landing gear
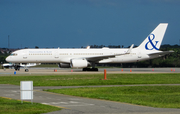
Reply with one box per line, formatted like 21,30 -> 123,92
82,62 -> 98,71
25,69 -> 29,72
82,68 -> 98,71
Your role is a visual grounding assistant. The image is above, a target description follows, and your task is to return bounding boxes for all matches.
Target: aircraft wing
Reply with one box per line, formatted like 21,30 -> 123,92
85,54 -> 122,62
148,50 -> 174,56
83,44 -> 134,62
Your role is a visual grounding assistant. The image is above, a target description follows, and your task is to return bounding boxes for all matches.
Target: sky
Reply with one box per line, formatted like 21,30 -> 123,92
0,0 -> 180,48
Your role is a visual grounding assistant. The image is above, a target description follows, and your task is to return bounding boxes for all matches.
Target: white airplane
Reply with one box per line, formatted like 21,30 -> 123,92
2,63 -> 40,71
6,23 -> 173,72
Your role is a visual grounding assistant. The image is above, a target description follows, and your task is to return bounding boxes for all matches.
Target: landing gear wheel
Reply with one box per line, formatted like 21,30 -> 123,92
91,68 -> 98,71
83,68 -> 87,71
25,69 -> 29,72
82,68 -> 98,71
15,66 -> 18,71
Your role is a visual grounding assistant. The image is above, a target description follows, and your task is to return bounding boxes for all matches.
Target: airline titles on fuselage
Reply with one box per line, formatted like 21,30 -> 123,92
29,51 -> 52,55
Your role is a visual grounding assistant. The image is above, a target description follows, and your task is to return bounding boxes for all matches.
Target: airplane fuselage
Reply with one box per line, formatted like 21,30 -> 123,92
6,48 -> 159,64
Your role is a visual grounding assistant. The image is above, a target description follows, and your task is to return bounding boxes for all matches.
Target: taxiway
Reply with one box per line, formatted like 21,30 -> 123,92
0,67 -> 179,76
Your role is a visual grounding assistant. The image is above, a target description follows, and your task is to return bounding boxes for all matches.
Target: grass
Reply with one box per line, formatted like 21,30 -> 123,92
1,73 -> 180,109
45,86 -> 180,108
0,97 -> 60,114
0,73 -> 180,86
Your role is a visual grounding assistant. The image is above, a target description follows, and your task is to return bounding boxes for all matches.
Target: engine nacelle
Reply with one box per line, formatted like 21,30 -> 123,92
70,59 -> 88,68
58,63 -> 71,68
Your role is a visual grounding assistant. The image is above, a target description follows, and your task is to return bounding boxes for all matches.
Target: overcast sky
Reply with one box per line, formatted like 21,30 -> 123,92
0,0 -> 180,48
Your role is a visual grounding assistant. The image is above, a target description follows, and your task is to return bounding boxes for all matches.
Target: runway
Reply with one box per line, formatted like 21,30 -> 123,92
0,68 -> 180,113
0,84 -> 180,114
0,67 -> 179,76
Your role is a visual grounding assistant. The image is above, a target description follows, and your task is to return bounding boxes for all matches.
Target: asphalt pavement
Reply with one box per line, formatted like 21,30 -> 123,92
0,68 -> 179,76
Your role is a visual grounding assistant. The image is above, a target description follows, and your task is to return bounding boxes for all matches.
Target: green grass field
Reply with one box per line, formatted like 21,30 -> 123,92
1,73 -> 180,109
0,73 -> 180,86
0,97 -> 60,114
45,86 -> 180,108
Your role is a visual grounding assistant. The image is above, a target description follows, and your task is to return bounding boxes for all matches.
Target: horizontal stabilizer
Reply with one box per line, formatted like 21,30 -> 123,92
148,50 -> 174,56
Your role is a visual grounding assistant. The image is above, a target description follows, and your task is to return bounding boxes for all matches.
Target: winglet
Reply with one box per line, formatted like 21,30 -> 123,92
126,44 -> 134,54
86,46 -> 90,49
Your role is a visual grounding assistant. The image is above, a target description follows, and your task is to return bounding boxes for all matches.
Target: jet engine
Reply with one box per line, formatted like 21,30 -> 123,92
58,63 -> 71,68
70,59 -> 89,68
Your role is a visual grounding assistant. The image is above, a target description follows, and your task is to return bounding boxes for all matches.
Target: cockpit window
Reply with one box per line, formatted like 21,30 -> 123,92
10,53 -> 18,56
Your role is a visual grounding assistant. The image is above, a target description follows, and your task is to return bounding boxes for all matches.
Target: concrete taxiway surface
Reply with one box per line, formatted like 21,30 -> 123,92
0,84 -> 180,114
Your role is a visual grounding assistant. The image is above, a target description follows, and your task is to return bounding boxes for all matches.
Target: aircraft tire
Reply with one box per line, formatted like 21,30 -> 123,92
92,68 -> 98,71
82,68 -> 87,71
95,68 -> 98,71
82,68 -> 98,71
14,66 -> 18,71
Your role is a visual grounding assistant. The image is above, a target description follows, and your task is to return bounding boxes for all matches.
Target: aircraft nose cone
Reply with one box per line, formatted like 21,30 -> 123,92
6,56 -> 11,62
